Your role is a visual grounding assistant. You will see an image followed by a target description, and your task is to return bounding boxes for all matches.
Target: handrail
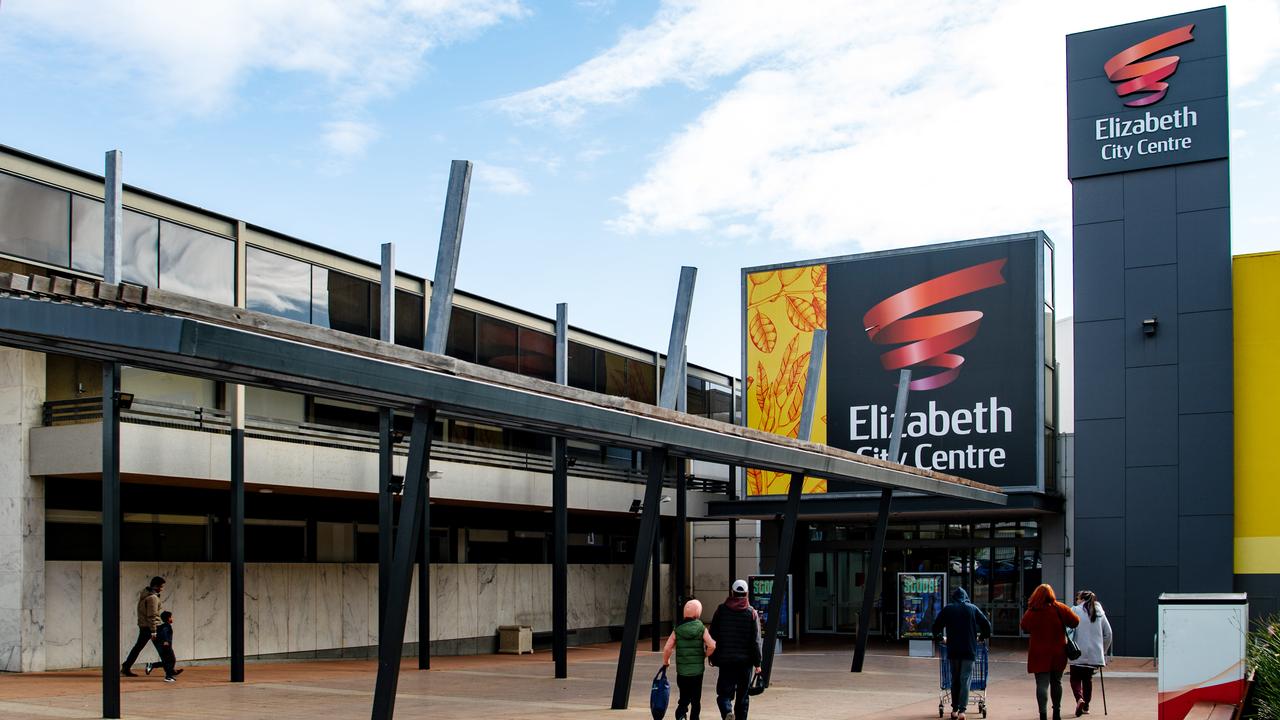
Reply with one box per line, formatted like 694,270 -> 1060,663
41,397 -> 729,493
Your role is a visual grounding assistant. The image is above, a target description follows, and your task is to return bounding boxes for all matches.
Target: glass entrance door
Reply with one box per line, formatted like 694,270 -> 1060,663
806,552 -> 836,632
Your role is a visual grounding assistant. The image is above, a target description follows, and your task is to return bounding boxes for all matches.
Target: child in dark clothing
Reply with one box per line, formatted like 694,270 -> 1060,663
145,611 -> 182,682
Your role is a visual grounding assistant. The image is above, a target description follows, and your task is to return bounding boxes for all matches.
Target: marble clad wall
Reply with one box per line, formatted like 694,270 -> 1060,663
44,561 -> 663,670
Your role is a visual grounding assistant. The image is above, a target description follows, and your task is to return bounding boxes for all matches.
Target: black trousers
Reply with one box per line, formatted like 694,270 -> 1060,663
121,626 -> 153,671
676,672 -> 703,720
715,663 -> 752,720
157,643 -> 177,678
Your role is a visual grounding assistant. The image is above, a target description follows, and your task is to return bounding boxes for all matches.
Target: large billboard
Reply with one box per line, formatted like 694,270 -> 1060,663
1066,6 -> 1227,179
743,234 -> 1049,494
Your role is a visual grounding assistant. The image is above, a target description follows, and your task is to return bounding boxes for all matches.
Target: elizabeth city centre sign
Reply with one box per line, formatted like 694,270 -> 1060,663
1067,6 -> 1228,179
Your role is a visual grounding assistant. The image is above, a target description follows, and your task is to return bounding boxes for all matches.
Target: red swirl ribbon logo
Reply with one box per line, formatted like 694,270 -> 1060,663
1104,24 -> 1195,108
862,259 -> 1007,392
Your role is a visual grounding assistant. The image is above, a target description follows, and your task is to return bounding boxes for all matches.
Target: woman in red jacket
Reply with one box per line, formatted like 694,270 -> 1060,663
1020,584 -> 1080,720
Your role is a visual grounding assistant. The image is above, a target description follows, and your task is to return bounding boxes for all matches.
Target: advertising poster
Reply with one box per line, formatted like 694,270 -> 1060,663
898,572 -> 946,640
748,574 -> 793,640
743,235 -> 1047,494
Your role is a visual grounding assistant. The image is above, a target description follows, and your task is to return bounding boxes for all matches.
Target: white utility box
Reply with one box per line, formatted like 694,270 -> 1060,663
1156,593 -> 1248,720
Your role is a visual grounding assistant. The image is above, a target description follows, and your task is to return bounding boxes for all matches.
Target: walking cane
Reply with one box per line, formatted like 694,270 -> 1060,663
1098,666 -> 1107,715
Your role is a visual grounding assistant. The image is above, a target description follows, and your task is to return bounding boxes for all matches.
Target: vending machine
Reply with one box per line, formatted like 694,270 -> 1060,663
1156,593 -> 1248,720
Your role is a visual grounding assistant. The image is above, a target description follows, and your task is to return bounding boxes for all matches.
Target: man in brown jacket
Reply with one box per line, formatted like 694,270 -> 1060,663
120,576 -> 165,677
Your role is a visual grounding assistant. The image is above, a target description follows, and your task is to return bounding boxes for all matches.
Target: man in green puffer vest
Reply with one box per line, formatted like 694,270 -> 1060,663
663,598 -> 717,720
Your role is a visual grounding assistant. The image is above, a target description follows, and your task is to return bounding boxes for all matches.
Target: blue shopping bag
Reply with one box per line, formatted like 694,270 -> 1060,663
650,665 -> 670,719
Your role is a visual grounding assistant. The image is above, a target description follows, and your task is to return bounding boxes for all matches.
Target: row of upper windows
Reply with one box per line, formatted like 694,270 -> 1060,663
0,170 -> 736,416
0,170 -> 233,304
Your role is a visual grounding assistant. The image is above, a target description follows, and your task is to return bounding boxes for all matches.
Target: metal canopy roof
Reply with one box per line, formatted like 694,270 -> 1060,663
0,274 -> 1005,505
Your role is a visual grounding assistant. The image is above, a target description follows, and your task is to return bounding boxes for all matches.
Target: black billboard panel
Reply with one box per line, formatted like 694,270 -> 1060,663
1066,7 -> 1227,179
821,236 -> 1046,491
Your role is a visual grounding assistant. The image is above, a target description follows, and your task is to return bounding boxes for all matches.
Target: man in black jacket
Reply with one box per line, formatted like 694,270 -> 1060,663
932,587 -> 991,720
709,580 -> 762,720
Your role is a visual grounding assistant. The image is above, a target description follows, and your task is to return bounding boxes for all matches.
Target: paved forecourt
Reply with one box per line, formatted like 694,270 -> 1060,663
0,641 -> 1156,719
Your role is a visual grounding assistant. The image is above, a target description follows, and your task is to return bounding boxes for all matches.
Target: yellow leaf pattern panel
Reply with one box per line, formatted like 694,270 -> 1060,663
745,265 -> 828,495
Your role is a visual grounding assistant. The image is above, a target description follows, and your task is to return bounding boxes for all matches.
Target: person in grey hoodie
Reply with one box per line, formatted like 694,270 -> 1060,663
1069,590 -> 1113,716
932,587 -> 992,720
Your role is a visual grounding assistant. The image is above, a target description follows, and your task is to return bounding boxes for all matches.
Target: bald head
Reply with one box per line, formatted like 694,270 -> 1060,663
683,598 -> 703,619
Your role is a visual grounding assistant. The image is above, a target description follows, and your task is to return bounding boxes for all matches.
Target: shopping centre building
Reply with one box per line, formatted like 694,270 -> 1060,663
0,142 -> 756,672
2,5 -> 1278,675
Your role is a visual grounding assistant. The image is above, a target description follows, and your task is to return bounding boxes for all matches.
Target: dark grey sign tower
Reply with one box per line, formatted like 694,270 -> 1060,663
1067,6 -> 1232,656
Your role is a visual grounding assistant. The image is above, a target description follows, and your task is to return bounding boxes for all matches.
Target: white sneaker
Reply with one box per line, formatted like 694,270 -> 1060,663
164,676 -> 176,683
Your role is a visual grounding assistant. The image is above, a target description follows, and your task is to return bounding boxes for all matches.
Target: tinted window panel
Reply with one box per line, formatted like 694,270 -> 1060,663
159,221 -> 233,304
312,267 -> 373,337
708,383 -> 733,424
0,173 -> 70,267
518,327 -> 555,381
567,342 -> 596,391
627,359 -> 656,404
246,246 -> 311,322
477,314 -> 518,372
395,290 -> 424,349
686,377 -> 708,417
599,352 -> 628,397
445,307 -> 477,362
70,196 -> 159,285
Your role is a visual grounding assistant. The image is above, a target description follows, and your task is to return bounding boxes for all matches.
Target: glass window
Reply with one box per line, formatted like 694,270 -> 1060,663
445,306 -> 476,361
70,197 -> 160,286
1043,242 -> 1054,307
599,351 -> 628,398
518,327 -> 555,381
627,359 -> 656,404
567,342 -> 596,391
708,383 -> 733,424
394,290 -> 424,349
1045,366 -> 1055,426
686,377 -> 708,417
476,314 -> 518,372
159,221 -> 233,304
1044,304 -> 1055,365
246,247 -> 311,322
0,172 -> 70,267
312,267 -> 373,337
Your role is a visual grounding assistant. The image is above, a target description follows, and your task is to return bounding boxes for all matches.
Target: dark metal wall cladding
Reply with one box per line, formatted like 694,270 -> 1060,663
1071,158 -> 1233,656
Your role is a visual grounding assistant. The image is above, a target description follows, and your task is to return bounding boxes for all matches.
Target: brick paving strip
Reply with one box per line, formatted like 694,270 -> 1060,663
0,643 -> 1157,719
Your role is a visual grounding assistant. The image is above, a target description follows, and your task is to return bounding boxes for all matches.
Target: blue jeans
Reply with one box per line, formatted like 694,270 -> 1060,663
950,657 -> 974,712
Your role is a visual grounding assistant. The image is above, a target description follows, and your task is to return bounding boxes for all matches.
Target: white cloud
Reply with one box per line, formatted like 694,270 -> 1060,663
475,163 -> 532,195
322,120 -> 380,159
4,0 -> 526,153
506,0 -> 1280,253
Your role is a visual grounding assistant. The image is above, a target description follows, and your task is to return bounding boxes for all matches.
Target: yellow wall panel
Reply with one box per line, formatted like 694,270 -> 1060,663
1234,252 -> 1280,574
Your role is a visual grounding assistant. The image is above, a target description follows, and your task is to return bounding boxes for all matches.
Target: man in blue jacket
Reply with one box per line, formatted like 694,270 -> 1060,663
932,587 -> 991,720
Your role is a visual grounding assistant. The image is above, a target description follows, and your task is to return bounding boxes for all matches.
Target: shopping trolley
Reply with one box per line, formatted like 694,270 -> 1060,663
938,641 -> 988,718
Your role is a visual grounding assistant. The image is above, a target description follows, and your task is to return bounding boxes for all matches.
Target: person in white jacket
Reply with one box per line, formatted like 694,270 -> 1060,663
1069,590 -> 1113,717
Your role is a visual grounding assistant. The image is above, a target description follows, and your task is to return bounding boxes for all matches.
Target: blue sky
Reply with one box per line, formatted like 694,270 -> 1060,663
2,0 -> 1278,375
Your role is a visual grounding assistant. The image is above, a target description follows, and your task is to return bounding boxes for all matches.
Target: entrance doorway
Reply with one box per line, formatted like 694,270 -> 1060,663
805,550 -> 880,635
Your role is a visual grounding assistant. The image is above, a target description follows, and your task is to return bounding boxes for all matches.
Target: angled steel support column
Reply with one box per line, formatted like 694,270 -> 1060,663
552,303 -> 569,679
852,368 -> 911,673
101,150 -> 123,719
378,243 -> 396,636
658,268 -> 697,410
611,447 -> 668,710
423,160 -> 472,356
760,329 -> 825,686
372,405 -> 435,720
101,363 -> 121,719
230,385 -> 246,683
415,163 -> 469,670
651,523 -> 661,652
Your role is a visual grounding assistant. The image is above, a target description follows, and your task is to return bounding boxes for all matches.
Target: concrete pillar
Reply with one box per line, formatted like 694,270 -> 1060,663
689,519 -> 760,616
0,348 -> 46,671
